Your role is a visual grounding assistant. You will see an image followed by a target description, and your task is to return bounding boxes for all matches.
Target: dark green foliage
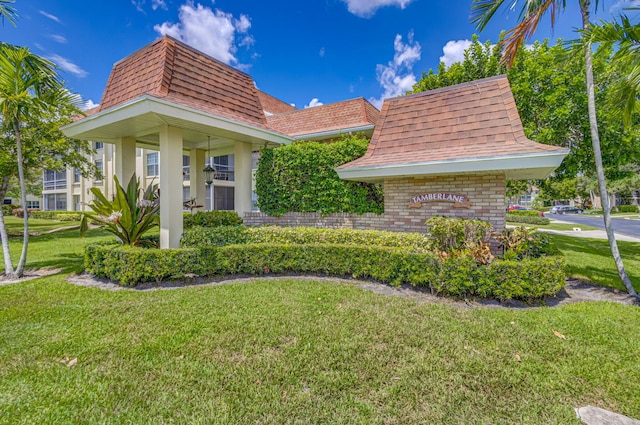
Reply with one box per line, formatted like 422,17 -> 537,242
496,227 -> 560,260
616,205 -> 639,213
488,257 -> 566,300
1,204 -> 18,216
181,225 -> 433,252
507,210 -> 543,217
255,135 -> 383,215
505,214 -> 550,225
56,213 -> 81,222
425,216 -> 493,259
183,210 -> 243,228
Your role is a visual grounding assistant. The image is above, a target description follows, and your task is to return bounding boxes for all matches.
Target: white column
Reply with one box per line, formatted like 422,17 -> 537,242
114,136 -> 137,187
65,168 -> 74,211
159,125 -> 184,249
234,141 -> 253,215
189,148 -> 206,212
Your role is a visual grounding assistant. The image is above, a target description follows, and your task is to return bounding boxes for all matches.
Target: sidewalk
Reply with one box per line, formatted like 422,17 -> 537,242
532,219 -> 640,243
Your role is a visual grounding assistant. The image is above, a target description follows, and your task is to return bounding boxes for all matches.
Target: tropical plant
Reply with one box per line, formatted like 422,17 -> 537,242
470,0 -> 639,298
80,174 -> 160,247
0,42 -> 91,279
0,0 -> 17,26
587,14 -> 640,126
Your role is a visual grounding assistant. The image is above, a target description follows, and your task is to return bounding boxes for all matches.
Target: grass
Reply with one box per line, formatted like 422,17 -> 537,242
548,234 -> 640,293
0,227 -> 639,423
3,216 -> 80,236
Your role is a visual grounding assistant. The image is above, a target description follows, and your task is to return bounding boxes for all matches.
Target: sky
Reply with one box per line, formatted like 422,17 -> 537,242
2,0 -> 639,111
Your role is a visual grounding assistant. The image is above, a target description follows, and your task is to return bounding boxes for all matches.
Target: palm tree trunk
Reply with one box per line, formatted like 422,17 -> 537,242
581,2 -> 639,299
0,175 -> 15,278
13,118 -> 28,278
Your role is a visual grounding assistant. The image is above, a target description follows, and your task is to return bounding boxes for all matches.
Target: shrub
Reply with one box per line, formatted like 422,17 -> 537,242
507,209 -> 543,217
505,214 -> 550,225
85,242 -> 565,300
255,134 -> 383,216
425,216 -> 492,252
80,174 -> 159,247
1,204 -> 19,216
496,227 -> 559,260
56,213 -> 81,222
12,208 -> 39,218
31,211 -> 60,220
183,210 -> 243,228
181,225 -> 433,252
616,205 -> 639,213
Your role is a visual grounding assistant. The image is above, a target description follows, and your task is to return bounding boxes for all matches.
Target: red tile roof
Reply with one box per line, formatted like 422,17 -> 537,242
257,90 -> 296,115
95,36 -> 268,128
266,98 -> 379,137
338,75 -> 565,170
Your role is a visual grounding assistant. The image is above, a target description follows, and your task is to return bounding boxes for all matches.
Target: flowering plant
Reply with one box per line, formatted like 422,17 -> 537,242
80,174 -> 160,246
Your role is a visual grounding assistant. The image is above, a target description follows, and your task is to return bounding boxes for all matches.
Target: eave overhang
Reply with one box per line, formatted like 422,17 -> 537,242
292,124 -> 375,141
336,150 -> 569,182
62,95 -> 293,150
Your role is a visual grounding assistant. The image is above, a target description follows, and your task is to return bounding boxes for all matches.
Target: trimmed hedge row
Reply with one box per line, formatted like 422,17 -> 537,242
85,242 -> 565,300
506,214 -> 550,225
616,205 -> 639,213
181,225 -> 433,252
507,210 -> 543,217
183,211 -> 243,228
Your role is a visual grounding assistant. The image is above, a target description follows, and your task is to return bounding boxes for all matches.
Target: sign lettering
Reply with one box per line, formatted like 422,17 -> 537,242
407,192 -> 472,209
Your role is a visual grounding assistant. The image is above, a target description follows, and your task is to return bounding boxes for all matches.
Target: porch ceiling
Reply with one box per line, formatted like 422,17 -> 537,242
62,95 -> 293,151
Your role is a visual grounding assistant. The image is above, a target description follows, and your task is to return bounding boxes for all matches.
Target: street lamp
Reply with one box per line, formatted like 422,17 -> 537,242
203,136 -> 215,186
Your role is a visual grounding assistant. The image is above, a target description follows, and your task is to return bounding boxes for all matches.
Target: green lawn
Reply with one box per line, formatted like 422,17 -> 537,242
3,216 -> 80,236
0,227 -> 639,424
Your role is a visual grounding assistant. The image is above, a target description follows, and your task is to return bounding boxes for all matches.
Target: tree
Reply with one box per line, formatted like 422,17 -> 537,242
587,14 -> 640,126
0,42 -> 94,279
470,0 -> 639,299
0,0 -> 17,26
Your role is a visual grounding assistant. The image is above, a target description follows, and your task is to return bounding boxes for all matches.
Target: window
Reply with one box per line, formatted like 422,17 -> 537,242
147,152 -> 159,176
73,195 -> 81,211
206,186 -> 234,211
73,168 -> 81,183
26,200 -> 40,209
183,155 -> 190,181
95,160 -> 104,181
43,194 -> 67,211
94,141 -> 104,150
212,154 -> 234,181
43,170 -> 67,190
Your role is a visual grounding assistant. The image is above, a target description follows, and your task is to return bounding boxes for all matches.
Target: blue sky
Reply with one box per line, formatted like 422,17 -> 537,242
3,0 -> 638,111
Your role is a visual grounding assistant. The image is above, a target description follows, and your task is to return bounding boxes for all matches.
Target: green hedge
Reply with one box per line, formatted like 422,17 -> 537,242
255,135 -> 383,215
30,210 -> 78,220
85,242 -> 565,300
505,214 -> 550,225
507,210 -> 543,217
181,225 -> 433,252
183,210 -> 243,228
1,204 -> 18,216
616,205 -> 639,213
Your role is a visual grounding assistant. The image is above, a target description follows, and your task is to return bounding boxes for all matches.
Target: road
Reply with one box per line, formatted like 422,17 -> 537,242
547,213 -> 640,239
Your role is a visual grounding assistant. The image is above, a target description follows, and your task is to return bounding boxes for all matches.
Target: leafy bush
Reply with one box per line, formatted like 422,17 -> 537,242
56,213 -> 81,222
616,205 -> 639,213
181,225 -> 433,252
183,210 -> 243,228
505,214 -> 550,225
507,209 -> 543,217
496,227 -> 559,260
31,211 -> 59,219
1,204 -> 19,216
255,134 -> 383,215
426,216 -> 492,252
85,241 -> 565,300
80,174 -> 159,247
12,208 -> 39,218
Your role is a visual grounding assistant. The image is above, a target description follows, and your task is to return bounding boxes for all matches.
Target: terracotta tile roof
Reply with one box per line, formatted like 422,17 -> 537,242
257,90 -> 296,115
94,36 -> 268,128
338,75 -> 566,170
266,98 -> 379,137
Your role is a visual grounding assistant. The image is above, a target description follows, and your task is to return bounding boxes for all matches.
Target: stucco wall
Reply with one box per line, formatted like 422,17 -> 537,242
244,173 -> 506,233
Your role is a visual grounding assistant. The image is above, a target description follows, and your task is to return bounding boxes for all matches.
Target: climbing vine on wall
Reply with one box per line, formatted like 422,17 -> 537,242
255,134 -> 383,215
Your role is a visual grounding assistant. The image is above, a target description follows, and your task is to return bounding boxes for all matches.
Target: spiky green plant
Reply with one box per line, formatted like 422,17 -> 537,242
80,174 -> 159,246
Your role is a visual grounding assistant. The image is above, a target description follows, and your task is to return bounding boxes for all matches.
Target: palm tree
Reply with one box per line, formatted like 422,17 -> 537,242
587,14 -> 639,126
0,43 -> 71,279
470,0 -> 639,299
0,0 -> 17,26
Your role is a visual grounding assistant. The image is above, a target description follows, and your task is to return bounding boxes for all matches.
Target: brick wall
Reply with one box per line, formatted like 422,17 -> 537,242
244,173 -> 506,233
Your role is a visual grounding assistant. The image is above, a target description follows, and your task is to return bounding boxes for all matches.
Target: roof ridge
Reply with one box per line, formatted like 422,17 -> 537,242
384,74 -> 508,103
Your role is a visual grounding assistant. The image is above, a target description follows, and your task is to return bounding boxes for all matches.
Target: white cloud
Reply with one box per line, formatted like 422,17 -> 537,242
610,0 -> 640,13
39,10 -> 61,23
370,32 -> 421,108
152,0 -> 168,10
319,47 -> 326,57
49,34 -> 67,44
46,54 -> 88,78
342,0 -> 414,18
81,99 -> 99,111
440,39 -> 472,68
304,98 -> 324,108
154,2 -> 253,65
